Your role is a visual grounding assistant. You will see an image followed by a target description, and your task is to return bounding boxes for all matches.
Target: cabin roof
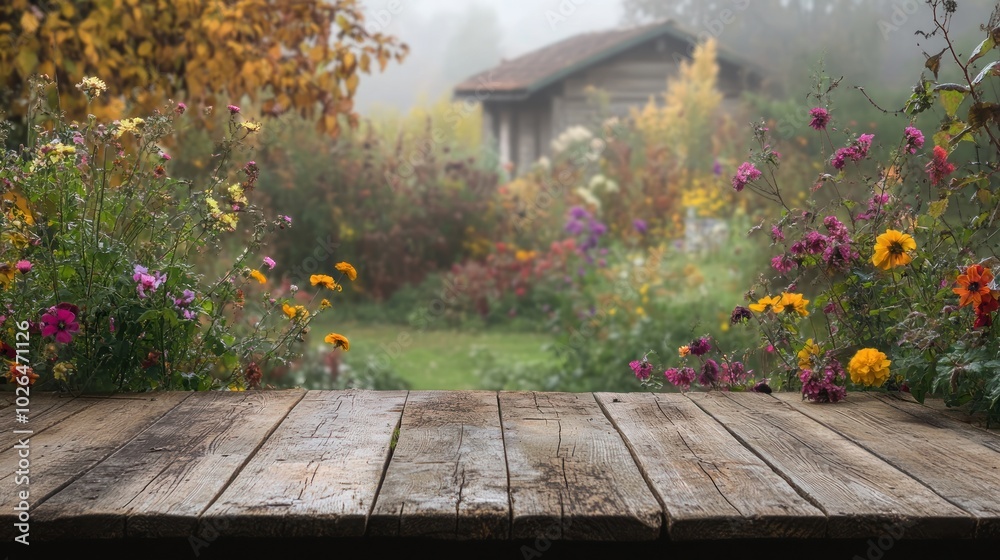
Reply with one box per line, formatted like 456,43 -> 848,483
453,19 -> 764,102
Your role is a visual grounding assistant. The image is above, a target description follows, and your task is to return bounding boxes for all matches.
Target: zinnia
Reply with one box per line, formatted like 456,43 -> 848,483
953,264 -> 993,308
848,348 -> 891,387
872,229 -> 916,270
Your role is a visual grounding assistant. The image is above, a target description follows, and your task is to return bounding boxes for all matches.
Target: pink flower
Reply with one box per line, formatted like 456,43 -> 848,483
16,260 -> 31,274
175,102 -> 187,115
808,107 -> 831,130
132,264 -> 166,299
771,254 -> 796,274
629,359 -> 653,381
732,162 -> 762,192
228,104 -> 241,114
160,151 -> 171,161
904,126 -> 924,154
664,367 -> 696,391
263,257 -> 276,270
41,307 -> 80,344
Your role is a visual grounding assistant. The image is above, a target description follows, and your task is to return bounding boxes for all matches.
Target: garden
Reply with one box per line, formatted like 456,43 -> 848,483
1,0 -> 1000,426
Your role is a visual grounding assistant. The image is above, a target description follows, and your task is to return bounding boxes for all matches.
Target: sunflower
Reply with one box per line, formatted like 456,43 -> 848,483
310,274 -> 341,291
778,292 -> 810,317
872,229 -> 916,270
748,295 -> 781,313
335,262 -> 358,281
953,264 -> 994,308
324,333 -> 349,351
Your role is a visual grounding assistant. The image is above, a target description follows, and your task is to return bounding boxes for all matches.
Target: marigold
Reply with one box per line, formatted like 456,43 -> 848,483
335,262 -> 358,281
310,274 -> 340,291
320,299 -> 332,310
282,303 -> 308,321
249,269 -> 266,284
848,348 -> 891,387
324,333 -> 349,351
872,229 -> 916,270
953,264 -> 994,308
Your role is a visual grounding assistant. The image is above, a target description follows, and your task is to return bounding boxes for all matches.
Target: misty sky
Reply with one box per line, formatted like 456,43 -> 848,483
354,0 -> 626,114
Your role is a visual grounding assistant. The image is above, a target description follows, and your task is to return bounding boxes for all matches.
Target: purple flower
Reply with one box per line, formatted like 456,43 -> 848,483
689,337 -> 712,356
904,126 -> 924,154
633,219 -> 647,234
174,289 -> 196,308
263,256 -> 276,269
228,104 -> 241,114
751,380 -> 772,394
109,316 -> 115,333
731,306 -> 753,324
133,265 -> 166,299
808,107 -> 831,130
41,307 -> 80,344
804,231 -> 829,255
771,254 -> 796,274
629,359 -> 654,381
771,225 -> 784,242
722,361 -> 750,385
569,206 -> 590,220
665,367 -> 697,391
712,160 -> 723,176
732,162 -> 762,192
698,359 -> 720,386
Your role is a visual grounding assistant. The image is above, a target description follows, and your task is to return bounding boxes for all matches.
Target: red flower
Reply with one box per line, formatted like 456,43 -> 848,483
926,146 -> 956,186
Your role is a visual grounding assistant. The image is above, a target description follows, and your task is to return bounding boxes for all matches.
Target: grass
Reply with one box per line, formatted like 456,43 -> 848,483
308,320 -> 558,390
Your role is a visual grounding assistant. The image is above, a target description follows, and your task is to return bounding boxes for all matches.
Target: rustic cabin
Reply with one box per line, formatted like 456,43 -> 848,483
452,19 -> 766,175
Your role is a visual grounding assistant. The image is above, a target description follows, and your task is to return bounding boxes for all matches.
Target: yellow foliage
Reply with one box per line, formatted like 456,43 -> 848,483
0,0 -> 409,136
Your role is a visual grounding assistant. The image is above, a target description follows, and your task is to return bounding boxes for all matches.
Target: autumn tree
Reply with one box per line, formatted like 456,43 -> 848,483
0,0 -> 408,137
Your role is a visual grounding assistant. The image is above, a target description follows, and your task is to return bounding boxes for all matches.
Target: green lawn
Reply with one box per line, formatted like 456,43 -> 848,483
310,321 -> 558,390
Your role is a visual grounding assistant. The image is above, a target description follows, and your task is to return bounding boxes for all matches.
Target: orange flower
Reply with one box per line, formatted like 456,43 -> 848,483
310,274 -> 341,291
678,345 -> 690,357
324,333 -> 349,351
249,269 -> 266,284
6,363 -> 37,386
953,264 -> 994,308
335,262 -> 357,281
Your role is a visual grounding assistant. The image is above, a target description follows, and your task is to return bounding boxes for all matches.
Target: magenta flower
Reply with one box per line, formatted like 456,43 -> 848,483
689,337 -> 712,356
160,151 -> 171,161
904,126 -> 924,154
41,307 -> 80,344
731,162 -> 762,192
133,264 -> 166,299
629,359 -> 653,381
665,367 -> 696,391
175,102 -> 187,115
808,107 -> 831,130
771,254 -> 796,274
16,260 -> 31,274
263,256 -> 276,269
698,359 -> 720,386
228,104 -> 241,114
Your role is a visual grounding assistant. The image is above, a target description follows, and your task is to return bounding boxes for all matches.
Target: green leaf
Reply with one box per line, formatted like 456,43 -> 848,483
968,35 -> 996,65
937,89 -> 967,118
136,309 -> 161,323
928,198 -> 949,219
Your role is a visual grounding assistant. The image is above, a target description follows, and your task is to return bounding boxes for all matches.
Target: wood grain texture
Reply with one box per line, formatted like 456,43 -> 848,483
595,392 -> 825,540
877,393 -> 999,434
368,391 -> 508,539
688,391 -> 975,538
870,393 -> 1000,453
779,392 -> 1000,539
0,393 -> 103,451
0,393 -> 189,540
499,392 -> 661,541
201,390 -> 407,538
33,390 -> 303,539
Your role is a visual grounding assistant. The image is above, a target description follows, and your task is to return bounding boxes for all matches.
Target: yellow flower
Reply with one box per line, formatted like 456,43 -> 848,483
310,274 -> 341,291
678,345 -> 691,357
848,348 -> 892,387
797,339 -> 821,370
514,250 -> 537,262
324,333 -> 349,351
779,292 -> 809,317
206,196 -> 222,216
76,76 -> 107,98
635,306 -> 645,316
0,263 -> 14,289
335,262 -> 358,281
227,184 -> 247,205
320,299 -> 332,310
748,295 -> 781,313
240,121 -> 262,132
53,362 -> 74,381
872,229 -> 916,270
249,269 -> 266,284
115,117 -> 145,138
282,303 -> 308,321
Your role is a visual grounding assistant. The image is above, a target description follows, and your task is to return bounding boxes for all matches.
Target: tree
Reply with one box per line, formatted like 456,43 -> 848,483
0,0 -> 408,136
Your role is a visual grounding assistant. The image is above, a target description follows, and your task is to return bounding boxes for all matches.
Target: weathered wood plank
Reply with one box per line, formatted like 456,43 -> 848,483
368,391 -> 508,539
0,393 -> 101,451
870,393 -> 1000,453
201,390 -> 407,538
688,391 -> 975,538
879,393 -> 999,433
774,392 -> 1000,538
0,393 -> 189,540
595,392 -> 825,540
499,392 -> 661,541
33,390 -> 304,539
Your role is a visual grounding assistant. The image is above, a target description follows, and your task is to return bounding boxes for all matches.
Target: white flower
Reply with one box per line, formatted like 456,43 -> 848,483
574,186 -> 601,210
